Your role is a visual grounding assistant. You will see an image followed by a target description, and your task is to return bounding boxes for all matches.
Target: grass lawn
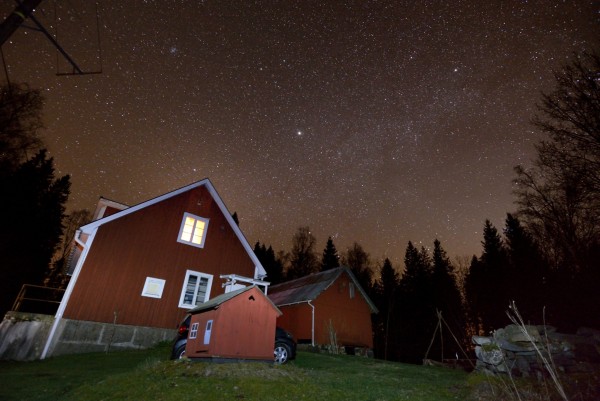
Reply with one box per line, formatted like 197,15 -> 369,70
0,343 -> 471,400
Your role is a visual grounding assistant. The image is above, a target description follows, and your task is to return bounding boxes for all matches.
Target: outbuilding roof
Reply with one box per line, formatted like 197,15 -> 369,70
188,285 -> 282,315
268,267 -> 378,313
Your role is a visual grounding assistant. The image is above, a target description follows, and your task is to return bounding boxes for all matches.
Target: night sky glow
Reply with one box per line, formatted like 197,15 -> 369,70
2,1 -> 598,265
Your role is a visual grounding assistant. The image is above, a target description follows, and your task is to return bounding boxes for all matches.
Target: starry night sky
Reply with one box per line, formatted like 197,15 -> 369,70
2,1 -> 598,266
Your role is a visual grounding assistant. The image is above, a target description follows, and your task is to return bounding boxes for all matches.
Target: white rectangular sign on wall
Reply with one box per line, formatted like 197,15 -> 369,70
141,277 -> 166,298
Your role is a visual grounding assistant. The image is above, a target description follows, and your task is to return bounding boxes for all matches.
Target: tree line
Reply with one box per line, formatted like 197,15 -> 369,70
0,84 -> 71,317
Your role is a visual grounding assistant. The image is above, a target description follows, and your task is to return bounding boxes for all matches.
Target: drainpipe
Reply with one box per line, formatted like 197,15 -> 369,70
41,228 -> 98,359
307,300 -> 315,347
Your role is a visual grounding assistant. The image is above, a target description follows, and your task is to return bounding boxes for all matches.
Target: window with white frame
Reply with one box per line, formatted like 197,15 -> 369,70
189,322 -> 199,339
177,213 -> 209,248
179,270 -> 213,308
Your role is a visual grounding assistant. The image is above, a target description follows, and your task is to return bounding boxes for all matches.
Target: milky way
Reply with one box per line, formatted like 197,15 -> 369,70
1,1 -> 598,267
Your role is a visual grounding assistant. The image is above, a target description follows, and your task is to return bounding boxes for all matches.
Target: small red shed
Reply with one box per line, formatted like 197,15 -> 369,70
185,286 -> 281,362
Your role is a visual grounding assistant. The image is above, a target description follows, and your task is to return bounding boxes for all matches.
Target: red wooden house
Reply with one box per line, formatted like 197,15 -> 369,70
186,285 -> 281,362
40,178 -> 268,358
268,267 -> 378,351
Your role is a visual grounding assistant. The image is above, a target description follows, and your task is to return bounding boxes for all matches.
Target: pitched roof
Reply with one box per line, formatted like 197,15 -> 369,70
268,267 -> 378,313
77,178 -> 267,278
188,285 -> 281,315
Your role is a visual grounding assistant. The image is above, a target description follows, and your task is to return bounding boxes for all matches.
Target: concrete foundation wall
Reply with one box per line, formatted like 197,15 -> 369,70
0,312 -> 176,361
48,318 -> 176,357
0,312 -> 55,361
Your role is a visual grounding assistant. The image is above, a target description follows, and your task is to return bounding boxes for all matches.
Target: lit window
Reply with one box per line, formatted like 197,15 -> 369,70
178,213 -> 209,248
179,270 -> 213,308
189,322 -> 199,339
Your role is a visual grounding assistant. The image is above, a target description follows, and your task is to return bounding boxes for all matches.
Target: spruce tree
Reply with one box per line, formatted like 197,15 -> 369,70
372,258 -> 400,360
253,241 -> 284,285
397,242 -> 435,363
320,236 -> 340,271
503,214 -> 548,323
430,239 -> 465,359
465,220 -> 509,333
464,255 -> 485,334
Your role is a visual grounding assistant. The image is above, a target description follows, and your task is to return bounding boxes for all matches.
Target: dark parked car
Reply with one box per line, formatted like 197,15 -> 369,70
171,315 -> 297,364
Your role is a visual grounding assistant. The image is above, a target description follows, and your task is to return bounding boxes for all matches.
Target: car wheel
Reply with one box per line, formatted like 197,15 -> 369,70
274,342 -> 291,364
175,344 -> 186,359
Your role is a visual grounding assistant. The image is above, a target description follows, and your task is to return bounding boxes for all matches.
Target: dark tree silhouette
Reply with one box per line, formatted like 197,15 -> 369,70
342,242 -> 373,293
231,211 -> 239,226
253,241 -> 284,285
465,220 -> 509,333
513,50 -> 600,330
0,84 -> 71,316
397,242 -> 435,363
320,236 -> 340,271
372,257 -> 400,360
286,226 -> 319,280
464,255 -> 484,333
430,239 -> 465,359
514,51 -> 600,271
0,84 -> 44,170
503,214 -> 548,323
0,150 -> 70,316
45,208 -> 92,289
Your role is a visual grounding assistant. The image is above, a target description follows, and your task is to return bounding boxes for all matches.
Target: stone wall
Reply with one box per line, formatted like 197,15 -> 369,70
473,324 -> 600,377
0,312 -> 176,361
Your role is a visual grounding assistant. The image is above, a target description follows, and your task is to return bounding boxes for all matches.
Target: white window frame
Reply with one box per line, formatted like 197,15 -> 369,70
177,212 -> 209,248
141,277 -> 166,299
189,322 -> 199,339
178,270 -> 213,309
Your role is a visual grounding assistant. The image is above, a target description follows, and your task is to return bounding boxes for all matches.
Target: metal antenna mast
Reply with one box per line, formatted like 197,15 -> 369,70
0,0 -> 102,76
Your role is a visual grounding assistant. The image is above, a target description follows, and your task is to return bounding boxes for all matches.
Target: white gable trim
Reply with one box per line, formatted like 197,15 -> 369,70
78,179 -> 266,278
342,267 -> 379,313
41,227 -> 99,359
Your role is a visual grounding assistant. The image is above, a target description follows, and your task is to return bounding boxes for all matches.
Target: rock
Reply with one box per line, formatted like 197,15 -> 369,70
471,323 -> 587,377
497,324 -> 541,343
472,336 -> 492,346
495,338 -> 536,353
475,344 -> 504,365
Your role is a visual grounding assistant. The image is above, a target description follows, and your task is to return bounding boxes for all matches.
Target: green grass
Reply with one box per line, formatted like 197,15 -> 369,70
0,343 -> 471,400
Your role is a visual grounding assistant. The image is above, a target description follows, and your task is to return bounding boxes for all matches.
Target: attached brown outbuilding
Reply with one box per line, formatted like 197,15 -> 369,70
268,267 -> 378,350
185,285 -> 282,362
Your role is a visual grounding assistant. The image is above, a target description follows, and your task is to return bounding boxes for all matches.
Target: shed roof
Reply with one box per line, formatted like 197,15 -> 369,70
188,285 -> 282,316
268,267 -> 378,313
